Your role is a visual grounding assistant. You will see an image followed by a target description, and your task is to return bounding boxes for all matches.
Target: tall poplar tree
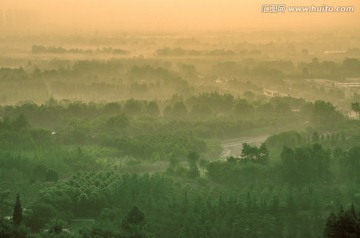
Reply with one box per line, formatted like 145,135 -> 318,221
13,194 -> 23,226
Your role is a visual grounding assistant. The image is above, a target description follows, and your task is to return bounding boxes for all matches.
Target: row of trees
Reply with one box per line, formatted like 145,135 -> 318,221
32,45 -> 129,55
209,141 -> 360,186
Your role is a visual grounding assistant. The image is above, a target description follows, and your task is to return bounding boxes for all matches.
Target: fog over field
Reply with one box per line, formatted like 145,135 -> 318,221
1,1 -> 360,238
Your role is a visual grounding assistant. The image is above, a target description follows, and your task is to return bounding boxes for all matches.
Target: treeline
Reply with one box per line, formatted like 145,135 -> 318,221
1,92 -> 343,123
32,45 -> 129,55
156,47 -> 235,56
0,61 -> 193,101
207,143 -> 331,185
209,57 -> 360,83
0,115 -> 210,161
2,57 -> 359,106
0,67 -> 28,81
266,131 -> 347,149
208,140 -> 360,187
0,93 -> 350,149
300,57 -> 360,79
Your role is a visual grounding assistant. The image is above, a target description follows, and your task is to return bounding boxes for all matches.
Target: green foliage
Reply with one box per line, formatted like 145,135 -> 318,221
123,99 -> 144,116
187,164 -> 200,179
77,222 -> 123,238
146,101 -> 160,117
187,151 -> 199,164
341,146 -> 360,182
47,219 -> 66,234
234,99 -> 254,116
0,67 -> 28,81
302,100 -> 344,126
0,218 -> 29,238
45,169 -> 59,182
0,92 -> 359,237
187,92 -> 234,114
266,131 -> 303,149
241,143 -> 269,164
13,194 -> 23,226
109,134 -> 207,160
27,203 -> 58,231
4,30 -> 360,238
5,167 -> 360,238
190,104 -> 212,118
165,101 -> 188,118
0,114 -> 30,135
122,206 -> 146,230
351,102 -> 360,117
280,144 -> 330,184
106,114 -> 130,130
324,205 -> 360,238
33,165 -> 47,181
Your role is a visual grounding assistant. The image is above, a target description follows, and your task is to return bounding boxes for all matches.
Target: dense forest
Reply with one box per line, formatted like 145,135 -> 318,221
1,29 -> 360,237
1,94 -> 360,237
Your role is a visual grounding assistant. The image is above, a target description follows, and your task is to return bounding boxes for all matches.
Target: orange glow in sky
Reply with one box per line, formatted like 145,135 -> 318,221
1,0 -> 359,31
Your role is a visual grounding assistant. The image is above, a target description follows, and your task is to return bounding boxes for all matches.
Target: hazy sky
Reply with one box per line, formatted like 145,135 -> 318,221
1,0 -> 359,31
